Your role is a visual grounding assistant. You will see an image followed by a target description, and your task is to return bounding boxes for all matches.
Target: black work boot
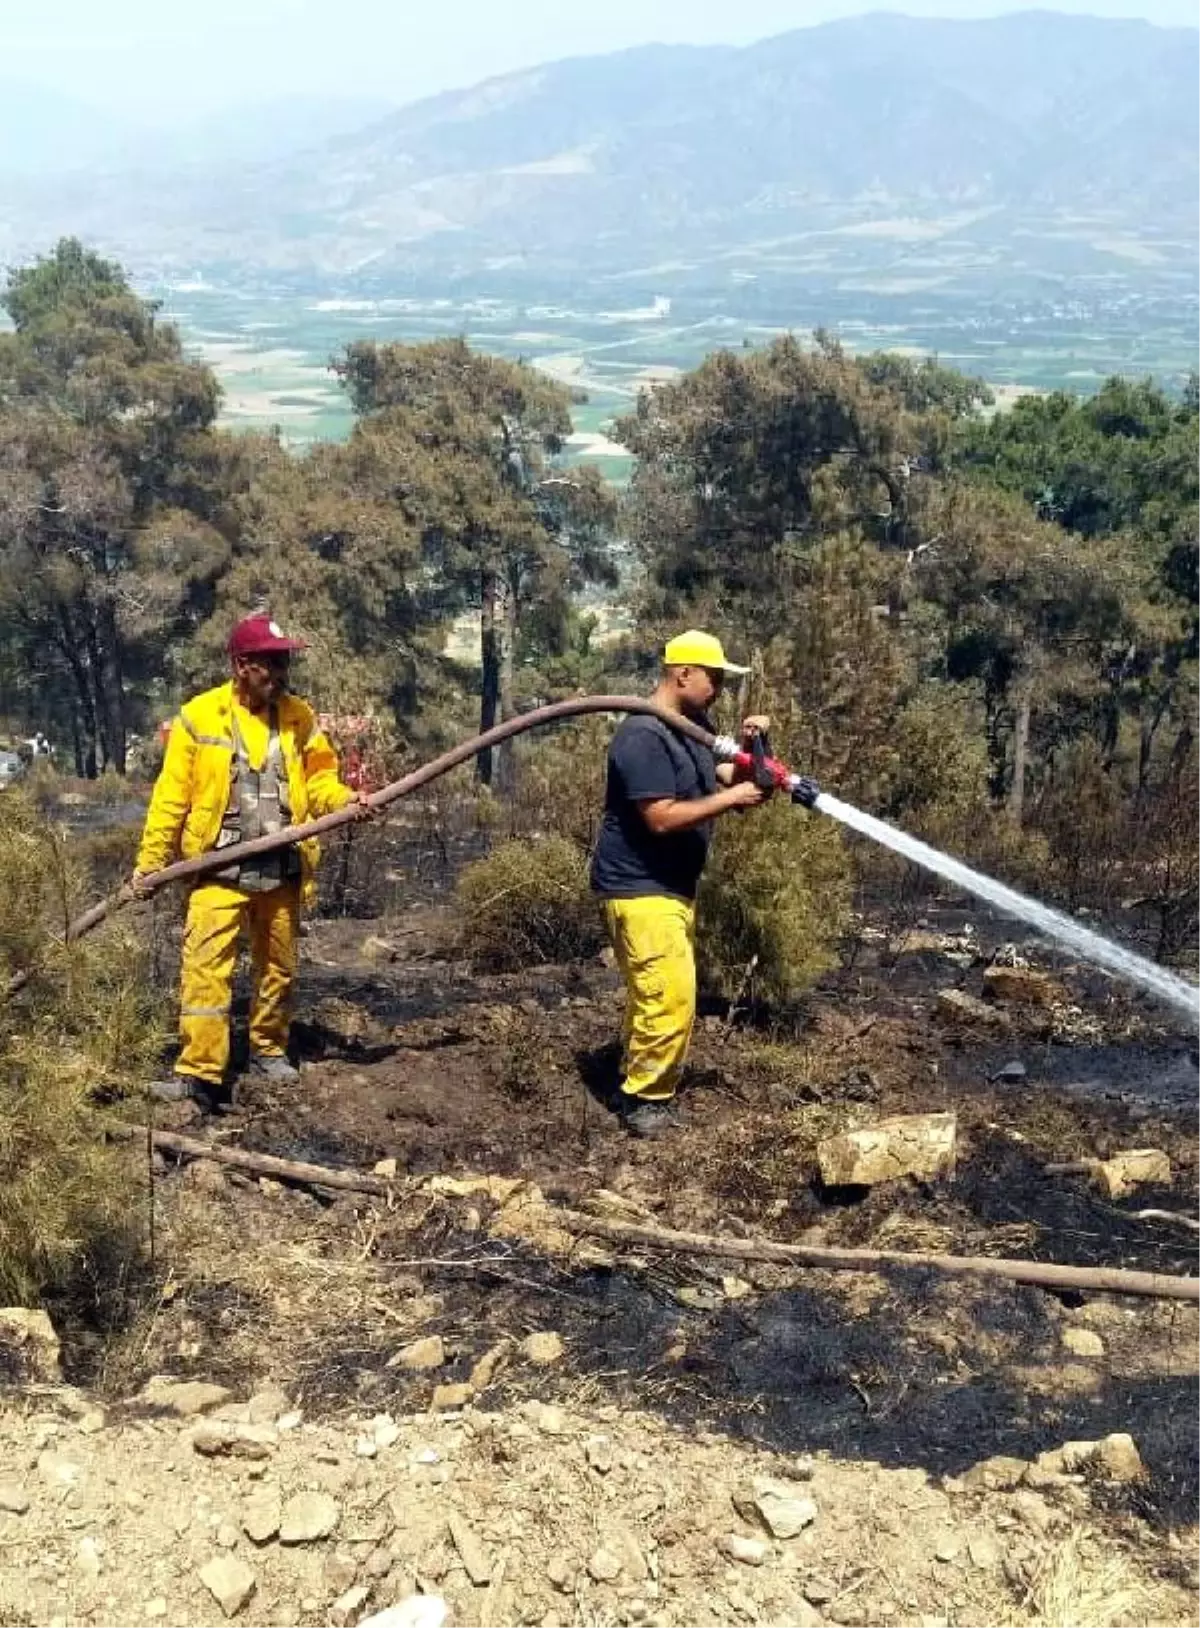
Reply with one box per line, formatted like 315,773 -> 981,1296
621,1098 -> 680,1139
148,1074 -> 219,1113
248,1053 -> 301,1086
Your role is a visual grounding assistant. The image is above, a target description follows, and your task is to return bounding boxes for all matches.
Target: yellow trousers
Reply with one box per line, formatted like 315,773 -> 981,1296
177,881 -> 300,1085
602,895 -> 697,1102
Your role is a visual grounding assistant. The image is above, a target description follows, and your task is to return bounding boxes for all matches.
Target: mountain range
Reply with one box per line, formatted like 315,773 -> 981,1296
1,12 -> 1196,288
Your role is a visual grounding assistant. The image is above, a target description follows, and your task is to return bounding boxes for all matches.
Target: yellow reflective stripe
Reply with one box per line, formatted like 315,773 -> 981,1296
179,712 -> 233,749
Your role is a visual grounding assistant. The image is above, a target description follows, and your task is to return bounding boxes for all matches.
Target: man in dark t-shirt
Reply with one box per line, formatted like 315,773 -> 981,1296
590,630 -> 770,1137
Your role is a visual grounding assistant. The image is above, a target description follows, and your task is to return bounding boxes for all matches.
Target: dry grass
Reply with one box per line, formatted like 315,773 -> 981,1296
455,835 -> 603,970
1021,1529 -> 1190,1627
0,791 -> 164,1303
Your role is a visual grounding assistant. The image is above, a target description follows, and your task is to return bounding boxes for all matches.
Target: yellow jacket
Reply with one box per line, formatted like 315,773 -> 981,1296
136,681 -> 354,903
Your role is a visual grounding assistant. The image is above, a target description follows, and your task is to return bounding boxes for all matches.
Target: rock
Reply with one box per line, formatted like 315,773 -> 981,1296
143,1599 -> 168,1619
587,1545 -> 623,1582
0,1307 -> 61,1382
244,1386 -> 293,1424
967,1533 -> 1000,1569
199,1555 -> 257,1617
280,1491 -> 341,1544
78,1408 -> 106,1434
720,1533 -> 769,1566
143,1378 -> 234,1418
242,1489 -> 281,1544
332,1584 -> 372,1625
469,1341 -> 511,1391
792,1601 -> 824,1628
373,1157 -> 398,1179
989,1061 -> 1028,1084
77,1535 -> 102,1578
36,1451 -> 80,1487
390,1335 -> 445,1372
960,1456 -> 1029,1492
802,1575 -> 836,1604
372,1414 -> 401,1450
520,1331 -> 565,1366
191,1421 -> 277,1460
183,1158 -> 228,1193
0,1483 -> 29,1514
983,966 -> 1066,1007
586,1435 -> 615,1475
722,1275 -> 753,1300
735,1477 -> 818,1539
358,1599 -> 447,1628
430,1382 -> 473,1411
277,1410 -> 303,1431
934,1535 -> 962,1563
448,1514 -> 493,1585
522,1400 -> 567,1436
1062,1328 -> 1105,1357
817,1112 -> 957,1187
361,935 -> 398,963
1095,1433 -> 1145,1483
1093,1149 -> 1171,1200
936,988 -> 1010,1029
1010,1490 -> 1056,1535
546,1556 -> 575,1592
355,1435 -> 379,1458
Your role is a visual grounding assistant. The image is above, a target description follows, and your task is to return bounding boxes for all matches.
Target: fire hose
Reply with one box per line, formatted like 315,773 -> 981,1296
6,695 -> 816,995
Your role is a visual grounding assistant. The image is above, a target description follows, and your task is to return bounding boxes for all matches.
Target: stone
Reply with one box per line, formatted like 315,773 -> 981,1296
936,988 -> 1010,1029
143,1600 -> 168,1619
522,1401 -> 567,1436
817,1112 -> 957,1187
36,1451 -> 81,1487
520,1331 -> 565,1366
0,1483 -> 29,1514
448,1514 -> 493,1585
362,935 -> 398,963
722,1275 -> 753,1300
430,1382 -> 473,1411
76,1536 -> 102,1578
989,1061 -> 1028,1084
0,1307 -> 62,1381
746,1477 -> 817,1539
1062,1327 -> 1105,1357
587,1545 -> 623,1582
586,1435 -> 615,1474
244,1386 -> 293,1425
546,1555 -> 575,1592
216,1522 -> 241,1549
183,1158 -> 228,1193
280,1491 -> 341,1544
78,1408 -> 106,1435
358,1599 -> 448,1628
720,1533 -> 769,1566
983,966 -> 1066,1007
1010,1490 -> 1055,1535
934,1535 -> 962,1563
1093,1149 -> 1171,1200
333,1585 -> 372,1625
373,1158 -> 398,1179
191,1421 -> 277,1460
960,1456 -> 1029,1492
199,1555 -> 257,1617
142,1378 -> 233,1418
390,1336 -> 445,1372
372,1415 -> 401,1449
967,1533 -> 1000,1569
469,1341 -> 511,1391
355,1435 -> 379,1458
1095,1433 -> 1145,1483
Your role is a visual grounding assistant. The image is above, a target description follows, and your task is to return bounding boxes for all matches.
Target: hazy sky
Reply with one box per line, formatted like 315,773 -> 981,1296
4,0 -> 1195,121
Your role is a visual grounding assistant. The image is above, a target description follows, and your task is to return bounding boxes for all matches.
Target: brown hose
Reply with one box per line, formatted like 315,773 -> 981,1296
6,696 -> 716,995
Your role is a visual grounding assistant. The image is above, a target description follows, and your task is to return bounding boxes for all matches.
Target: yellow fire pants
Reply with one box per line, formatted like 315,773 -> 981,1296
176,880 -> 300,1085
602,895 -> 697,1102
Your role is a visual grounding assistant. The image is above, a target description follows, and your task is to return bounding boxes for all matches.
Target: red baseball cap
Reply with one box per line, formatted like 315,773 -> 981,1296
227,615 -> 307,659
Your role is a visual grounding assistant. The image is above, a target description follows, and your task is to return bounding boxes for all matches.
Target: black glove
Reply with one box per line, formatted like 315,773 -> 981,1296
791,776 -> 821,809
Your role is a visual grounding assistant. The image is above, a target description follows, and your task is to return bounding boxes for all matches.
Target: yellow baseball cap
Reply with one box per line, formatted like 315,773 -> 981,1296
663,629 -> 749,674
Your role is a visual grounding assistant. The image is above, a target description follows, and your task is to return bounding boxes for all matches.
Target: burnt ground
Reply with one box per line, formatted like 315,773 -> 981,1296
8,816 -> 1198,1628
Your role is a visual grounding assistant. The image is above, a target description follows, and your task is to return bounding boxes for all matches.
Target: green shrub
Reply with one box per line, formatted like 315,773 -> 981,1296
0,793 -> 163,1303
697,798 -> 853,1005
456,835 -> 603,970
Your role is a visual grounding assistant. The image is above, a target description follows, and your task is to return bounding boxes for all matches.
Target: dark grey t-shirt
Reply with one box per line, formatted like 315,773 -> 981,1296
590,714 -> 717,902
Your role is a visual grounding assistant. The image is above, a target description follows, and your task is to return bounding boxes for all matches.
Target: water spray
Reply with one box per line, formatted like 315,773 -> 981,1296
8,695 -> 1197,1028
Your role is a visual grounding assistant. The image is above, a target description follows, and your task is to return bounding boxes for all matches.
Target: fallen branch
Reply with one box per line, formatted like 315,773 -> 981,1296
556,1210 -> 1200,1302
1133,1209 -> 1200,1233
138,1128 -> 395,1198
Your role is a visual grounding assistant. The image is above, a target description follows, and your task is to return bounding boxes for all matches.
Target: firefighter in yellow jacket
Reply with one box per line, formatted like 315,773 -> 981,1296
133,614 -> 370,1109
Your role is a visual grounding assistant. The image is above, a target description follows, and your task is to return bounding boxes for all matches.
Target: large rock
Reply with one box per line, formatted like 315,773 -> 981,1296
960,1455 -> 1029,1492
520,1331 -> 565,1366
818,1112 -> 957,1187
983,965 -> 1066,1007
142,1378 -> 233,1417
936,989 -> 1010,1029
1093,1149 -> 1171,1199
279,1490 -> 340,1544
734,1476 -> 818,1538
199,1555 -> 256,1617
389,1335 -> 445,1372
191,1421 -> 277,1460
0,1308 -> 61,1382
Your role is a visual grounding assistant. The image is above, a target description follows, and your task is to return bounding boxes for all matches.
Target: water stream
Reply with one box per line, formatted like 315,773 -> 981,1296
814,792 -> 1199,1029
